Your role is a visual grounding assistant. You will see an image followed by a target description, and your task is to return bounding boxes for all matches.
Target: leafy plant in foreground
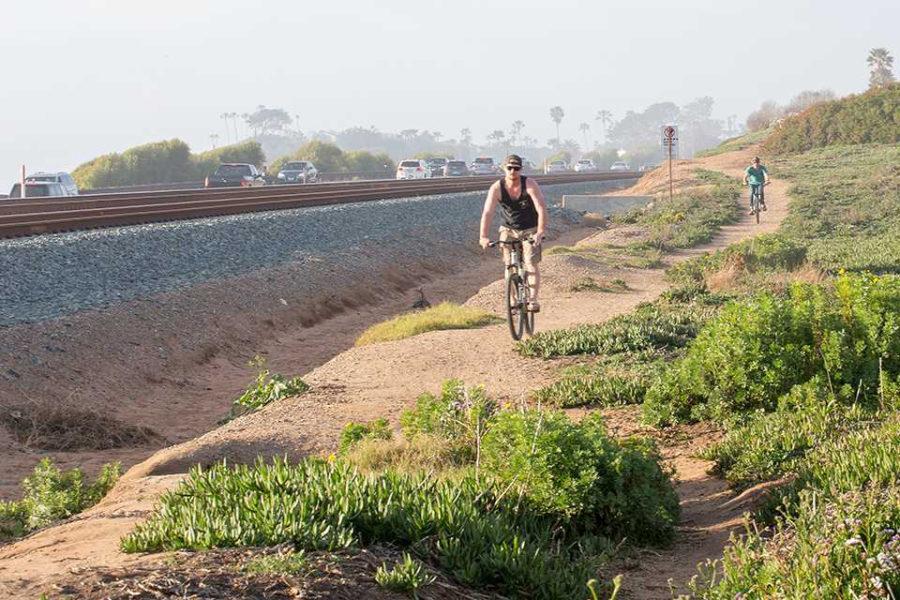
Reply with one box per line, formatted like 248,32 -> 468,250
225,356 -> 309,420
375,553 -> 435,597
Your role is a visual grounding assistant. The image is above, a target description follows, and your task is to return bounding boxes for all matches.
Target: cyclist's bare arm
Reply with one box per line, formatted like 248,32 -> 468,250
526,178 -> 549,245
479,182 -> 502,248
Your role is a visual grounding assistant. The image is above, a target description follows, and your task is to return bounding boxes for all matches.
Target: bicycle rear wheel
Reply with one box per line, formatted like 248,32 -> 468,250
506,275 -> 525,340
522,281 -> 535,336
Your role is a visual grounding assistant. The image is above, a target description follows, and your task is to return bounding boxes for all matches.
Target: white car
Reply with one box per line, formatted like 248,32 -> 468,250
544,160 -> 568,174
8,181 -> 68,198
573,159 -> 597,172
470,157 -> 498,175
24,171 -> 78,195
396,159 -> 429,180
610,161 -> 631,171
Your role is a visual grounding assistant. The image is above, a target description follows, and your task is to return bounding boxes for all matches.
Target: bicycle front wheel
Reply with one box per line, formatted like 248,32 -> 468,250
506,275 -> 525,340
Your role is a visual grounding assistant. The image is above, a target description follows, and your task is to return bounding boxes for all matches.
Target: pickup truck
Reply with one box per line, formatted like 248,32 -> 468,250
204,163 -> 266,188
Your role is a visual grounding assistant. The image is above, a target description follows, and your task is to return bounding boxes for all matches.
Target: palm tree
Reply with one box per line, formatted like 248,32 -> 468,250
578,122 -> 591,150
209,133 -> 219,150
594,110 -> 612,142
509,120 -> 525,147
867,47 -> 896,89
460,128 -> 472,146
228,112 -> 240,142
487,129 -> 506,150
220,113 -> 231,144
549,106 -> 565,145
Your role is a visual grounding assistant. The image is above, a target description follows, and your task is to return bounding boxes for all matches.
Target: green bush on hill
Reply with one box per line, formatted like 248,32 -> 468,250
192,140 -> 266,178
643,273 -> 900,426
764,83 -> 900,154
0,459 -> 120,541
269,140 -> 393,176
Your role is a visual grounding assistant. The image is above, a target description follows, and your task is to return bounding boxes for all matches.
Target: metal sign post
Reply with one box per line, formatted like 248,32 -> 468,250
20,165 -> 26,198
661,126 -> 678,202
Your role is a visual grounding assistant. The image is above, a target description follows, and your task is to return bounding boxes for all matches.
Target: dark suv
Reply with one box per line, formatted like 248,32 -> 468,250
445,160 -> 470,177
204,163 -> 266,188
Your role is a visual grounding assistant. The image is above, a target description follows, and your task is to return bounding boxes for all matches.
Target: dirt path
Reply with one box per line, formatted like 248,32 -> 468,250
0,146 -> 790,599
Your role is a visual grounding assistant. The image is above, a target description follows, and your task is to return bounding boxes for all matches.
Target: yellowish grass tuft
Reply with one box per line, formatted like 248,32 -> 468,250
355,302 -> 501,346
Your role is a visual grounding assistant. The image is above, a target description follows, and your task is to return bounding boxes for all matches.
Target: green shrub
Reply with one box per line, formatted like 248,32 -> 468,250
481,410 -> 679,543
226,356 -> 309,420
694,128 -> 773,157
701,380 -> 875,487
765,83 -> 900,154
121,458 -> 615,599
532,353 -> 666,408
0,459 -> 120,541
399,380 -> 496,461
517,299 -> 715,359
375,553 -> 435,596
338,418 -> 393,455
643,273 -> 900,426
193,140 -> 266,176
243,550 -> 308,575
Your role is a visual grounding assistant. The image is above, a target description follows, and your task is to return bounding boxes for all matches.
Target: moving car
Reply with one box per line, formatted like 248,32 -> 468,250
470,157 -> 497,175
610,161 -> 631,171
573,159 -> 597,172
7,182 -> 68,198
444,160 -> 470,177
544,160 -> 568,174
25,171 -> 78,195
425,157 -> 449,177
205,163 -> 266,188
276,161 -> 318,184
396,159 -> 429,180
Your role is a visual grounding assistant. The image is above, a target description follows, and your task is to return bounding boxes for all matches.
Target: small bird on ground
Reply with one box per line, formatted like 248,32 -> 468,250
411,289 -> 431,310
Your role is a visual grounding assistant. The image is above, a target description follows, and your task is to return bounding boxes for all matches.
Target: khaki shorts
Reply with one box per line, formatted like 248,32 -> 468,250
499,226 -> 541,271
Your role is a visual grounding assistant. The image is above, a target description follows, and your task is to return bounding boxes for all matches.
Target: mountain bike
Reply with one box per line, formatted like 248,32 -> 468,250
749,182 -> 768,224
488,239 -> 535,340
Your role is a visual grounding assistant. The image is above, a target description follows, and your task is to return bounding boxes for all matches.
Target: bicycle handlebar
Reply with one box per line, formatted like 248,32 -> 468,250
487,237 -> 534,248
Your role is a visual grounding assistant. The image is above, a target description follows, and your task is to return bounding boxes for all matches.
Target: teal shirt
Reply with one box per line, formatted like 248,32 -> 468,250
745,165 -> 768,185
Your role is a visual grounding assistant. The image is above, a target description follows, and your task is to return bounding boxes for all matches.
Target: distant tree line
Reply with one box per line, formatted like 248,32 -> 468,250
72,139 -> 264,189
268,141 -> 394,176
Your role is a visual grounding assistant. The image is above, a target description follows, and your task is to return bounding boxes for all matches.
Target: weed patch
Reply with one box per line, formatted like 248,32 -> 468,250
0,458 -> 120,541
223,356 -> 309,421
356,302 -> 501,346
570,277 -> 629,293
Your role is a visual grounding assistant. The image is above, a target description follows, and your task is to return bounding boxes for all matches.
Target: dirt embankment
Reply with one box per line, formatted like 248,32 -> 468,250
0,146 -> 789,599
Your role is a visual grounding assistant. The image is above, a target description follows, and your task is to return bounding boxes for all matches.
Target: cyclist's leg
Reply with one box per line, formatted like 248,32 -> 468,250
499,226 -> 514,281
522,228 -> 542,310
760,184 -> 767,210
749,184 -> 760,213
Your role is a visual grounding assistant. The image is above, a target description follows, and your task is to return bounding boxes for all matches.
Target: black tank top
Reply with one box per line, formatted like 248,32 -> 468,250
498,176 -> 538,230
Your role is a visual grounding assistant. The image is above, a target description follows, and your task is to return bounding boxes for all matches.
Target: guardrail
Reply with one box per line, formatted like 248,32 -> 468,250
0,172 -> 641,238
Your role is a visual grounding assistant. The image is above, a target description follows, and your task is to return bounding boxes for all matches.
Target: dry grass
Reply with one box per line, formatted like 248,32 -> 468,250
344,434 -> 464,476
355,302 -> 501,346
0,400 -> 162,451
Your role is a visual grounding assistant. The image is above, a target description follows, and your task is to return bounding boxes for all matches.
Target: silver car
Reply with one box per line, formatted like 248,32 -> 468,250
610,161 -> 631,171
8,181 -> 68,198
544,160 -> 568,174
25,171 -> 78,195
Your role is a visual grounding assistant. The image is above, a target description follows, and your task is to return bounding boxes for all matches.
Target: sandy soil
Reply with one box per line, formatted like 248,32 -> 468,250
0,145 -> 790,599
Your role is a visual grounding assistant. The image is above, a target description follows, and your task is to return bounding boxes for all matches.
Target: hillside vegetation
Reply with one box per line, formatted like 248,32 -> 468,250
764,83 -> 899,153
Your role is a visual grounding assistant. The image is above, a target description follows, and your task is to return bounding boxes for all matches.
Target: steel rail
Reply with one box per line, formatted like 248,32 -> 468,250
0,172 -> 639,239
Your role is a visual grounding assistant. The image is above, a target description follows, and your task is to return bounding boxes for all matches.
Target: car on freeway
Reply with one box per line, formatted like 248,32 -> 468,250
573,159 -> 598,172
276,161 -> 318,184
205,163 -> 267,188
544,160 -> 568,174
25,171 -> 78,195
425,157 -> 449,177
7,181 -> 68,198
396,159 -> 430,180
610,161 -> 631,171
444,160 -> 470,177
470,157 -> 498,175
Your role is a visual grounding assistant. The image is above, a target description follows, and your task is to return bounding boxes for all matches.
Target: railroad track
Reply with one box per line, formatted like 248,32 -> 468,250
0,172 -> 639,239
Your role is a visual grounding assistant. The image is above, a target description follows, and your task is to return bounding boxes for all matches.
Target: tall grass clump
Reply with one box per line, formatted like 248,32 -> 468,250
643,273 -> 900,426
224,356 -> 308,421
355,302 -> 500,346
0,459 -> 120,541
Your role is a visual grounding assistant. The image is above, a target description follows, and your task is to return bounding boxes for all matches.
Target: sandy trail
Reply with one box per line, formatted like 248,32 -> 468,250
0,146 -> 789,599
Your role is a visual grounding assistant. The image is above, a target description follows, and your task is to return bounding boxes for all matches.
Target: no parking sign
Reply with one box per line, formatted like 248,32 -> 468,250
661,125 -> 678,147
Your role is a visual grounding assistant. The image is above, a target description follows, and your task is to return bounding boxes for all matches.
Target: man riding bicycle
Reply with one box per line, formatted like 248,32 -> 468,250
479,154 -> 549,312
743,156 -> 770,214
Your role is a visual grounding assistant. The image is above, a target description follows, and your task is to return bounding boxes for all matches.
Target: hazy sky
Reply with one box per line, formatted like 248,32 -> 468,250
1,0 -> 896,186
